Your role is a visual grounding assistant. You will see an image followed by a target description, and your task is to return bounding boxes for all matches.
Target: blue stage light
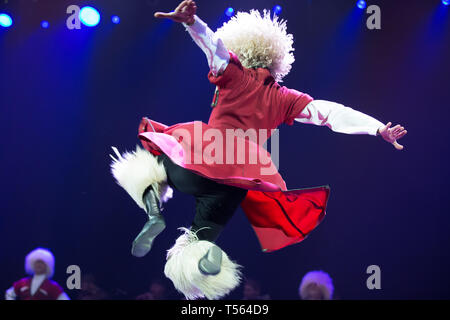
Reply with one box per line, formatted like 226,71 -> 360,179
356,0 -> 366,10
443,0 -> 449,6
41,21 -> 49,29
0,13 -> 13,28
79,6 -> 101,27
273,5 -> 282,15
111,15 -> 120,24
225,7 -> 234,17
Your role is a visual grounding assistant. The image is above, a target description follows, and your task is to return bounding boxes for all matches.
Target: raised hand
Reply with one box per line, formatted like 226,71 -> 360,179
377,122 -> 407,150
154,0 -> 197,25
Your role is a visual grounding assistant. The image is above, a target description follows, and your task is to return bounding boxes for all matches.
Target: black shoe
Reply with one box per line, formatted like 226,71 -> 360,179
198,245 -> 222,275
131,186 -> 166,257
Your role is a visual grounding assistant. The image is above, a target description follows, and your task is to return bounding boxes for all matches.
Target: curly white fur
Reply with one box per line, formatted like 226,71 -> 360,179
164,228 -> 242,300
215,9 -> 294,82
299,270 -> 334,300
25,248 -> 55,278
110,146 -> 173,211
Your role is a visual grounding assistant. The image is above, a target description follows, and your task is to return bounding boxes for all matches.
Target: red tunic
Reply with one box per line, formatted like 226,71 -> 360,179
207,52 -> 312,131
138,52 -> 330,252
13,277 -> 64,300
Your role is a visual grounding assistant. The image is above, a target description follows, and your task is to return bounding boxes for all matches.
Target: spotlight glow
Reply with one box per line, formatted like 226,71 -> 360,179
273,5 -> 282,15
79,6 -> 101,27
111,15 -> 120,24
443,0 -> 449,5
356,0 -> 366,10
41,21 -> 49,29
0,13 -> 13,28
225,7 -> 234,17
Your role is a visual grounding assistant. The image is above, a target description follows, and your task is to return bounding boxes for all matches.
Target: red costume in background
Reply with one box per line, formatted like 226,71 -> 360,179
12,277 -> 64,300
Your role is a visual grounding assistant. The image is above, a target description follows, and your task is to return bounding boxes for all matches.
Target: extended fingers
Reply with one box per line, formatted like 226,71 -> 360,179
395,129 -> 407,139
185,0 -> 197,13
186,0 -> 196,6
393,141 -> 404,150
391,124 -> 407,138
190,2 -> 197,12
383,122 -> 406,149
154,12 -> 173,18
183,0 -> 195,10
390,124 -> 401,133
176,0 -> 190,11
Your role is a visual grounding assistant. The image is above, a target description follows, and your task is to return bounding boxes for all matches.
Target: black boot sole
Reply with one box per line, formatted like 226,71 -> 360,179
131,217 -> 166,257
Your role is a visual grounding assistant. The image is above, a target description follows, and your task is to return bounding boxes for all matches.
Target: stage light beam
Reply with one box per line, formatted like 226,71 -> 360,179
79,6 -> 101,27
273,5 -> 282,15
0,13 -> 13,28
41,21 -> 49,29
225,7 -> 234,17
112,15 -> 120,24
356,0 -> 366,10
442,0 -> 449,6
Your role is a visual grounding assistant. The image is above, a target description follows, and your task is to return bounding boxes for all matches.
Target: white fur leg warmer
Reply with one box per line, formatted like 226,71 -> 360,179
110,146 -> 173,210
164,228 -> 242,300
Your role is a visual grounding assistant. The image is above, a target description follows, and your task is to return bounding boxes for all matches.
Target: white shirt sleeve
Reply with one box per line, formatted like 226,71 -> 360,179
182,15 -> 230,76
295,100 -> 384,136
57,292 -> 70,300
5,287 -> 16,300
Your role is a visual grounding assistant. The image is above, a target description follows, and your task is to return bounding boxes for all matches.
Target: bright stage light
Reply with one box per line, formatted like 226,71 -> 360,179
443,0 -> 449,6
41,21 -> 49,29
273,5 -> 282,15
225,7 -> 234,17
0,13 -> 13,28
80,6 -> 101,27
356,0 -> 366,10
111,15 -> 120,24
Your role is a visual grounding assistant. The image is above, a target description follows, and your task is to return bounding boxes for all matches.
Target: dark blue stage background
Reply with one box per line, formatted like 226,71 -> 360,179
0,0 -> 449,299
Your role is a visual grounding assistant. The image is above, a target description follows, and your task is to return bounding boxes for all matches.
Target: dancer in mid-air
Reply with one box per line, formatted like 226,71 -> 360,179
110,0 -> 407,299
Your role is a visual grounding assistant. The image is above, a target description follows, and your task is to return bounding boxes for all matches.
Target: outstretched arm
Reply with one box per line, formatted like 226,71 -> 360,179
296,100 -> 407,150
154,0 -> 230,76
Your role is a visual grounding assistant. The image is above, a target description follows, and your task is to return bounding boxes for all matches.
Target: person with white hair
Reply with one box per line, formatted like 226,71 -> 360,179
110,0 -> 407,300
5,248 -> 70,300
299,270 -> 334,300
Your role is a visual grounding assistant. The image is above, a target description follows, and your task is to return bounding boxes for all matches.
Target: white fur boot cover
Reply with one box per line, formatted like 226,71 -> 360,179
110,146 -> 173,210
164,228 -> 243,300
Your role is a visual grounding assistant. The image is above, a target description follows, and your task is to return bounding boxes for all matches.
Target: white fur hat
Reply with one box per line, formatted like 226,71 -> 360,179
215,9 -> 295,82
299,270 -> 334,300
25,248 -> 55,278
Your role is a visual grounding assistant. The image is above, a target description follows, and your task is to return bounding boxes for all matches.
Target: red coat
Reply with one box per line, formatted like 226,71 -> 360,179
13,277 -> 64,300
138,52 -> 330,252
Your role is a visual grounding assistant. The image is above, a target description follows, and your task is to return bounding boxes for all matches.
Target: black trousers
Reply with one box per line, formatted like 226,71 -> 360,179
158,154 -> 248,242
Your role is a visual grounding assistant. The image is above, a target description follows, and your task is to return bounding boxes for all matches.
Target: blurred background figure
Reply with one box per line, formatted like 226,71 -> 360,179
241,278 -> 271,300
75,273 -> 110,300
298,270 -> 334,300
136,279 -> 168,300
5,248 -> 70,300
